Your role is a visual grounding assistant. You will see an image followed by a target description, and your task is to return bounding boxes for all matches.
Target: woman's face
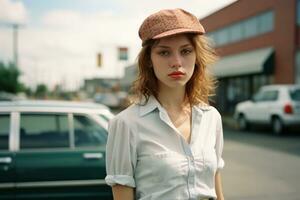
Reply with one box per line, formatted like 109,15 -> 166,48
150,34 -> 196,90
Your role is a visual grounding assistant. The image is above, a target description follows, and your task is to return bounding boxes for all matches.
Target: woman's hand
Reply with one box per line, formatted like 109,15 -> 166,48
215,171 -> 225,200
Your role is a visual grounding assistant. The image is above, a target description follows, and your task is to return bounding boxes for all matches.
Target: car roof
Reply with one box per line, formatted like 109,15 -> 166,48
0,100 -> 112,114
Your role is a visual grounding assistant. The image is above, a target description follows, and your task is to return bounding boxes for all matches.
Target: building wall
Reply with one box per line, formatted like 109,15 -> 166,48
201,0 -> 297,84
297,27 -> 300,46
273,0 -> 296,83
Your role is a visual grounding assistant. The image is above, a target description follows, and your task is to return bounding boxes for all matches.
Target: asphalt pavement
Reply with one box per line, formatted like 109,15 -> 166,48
222,129 -> 300,200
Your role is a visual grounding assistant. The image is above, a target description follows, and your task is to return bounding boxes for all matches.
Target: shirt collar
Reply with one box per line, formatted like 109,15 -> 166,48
139,96 -> 162,117
193,103 -> 212,113
139,95 -> 212,117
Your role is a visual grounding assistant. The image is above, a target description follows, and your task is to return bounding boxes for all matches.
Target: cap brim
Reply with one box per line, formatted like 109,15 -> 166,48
152,28 -> 204,39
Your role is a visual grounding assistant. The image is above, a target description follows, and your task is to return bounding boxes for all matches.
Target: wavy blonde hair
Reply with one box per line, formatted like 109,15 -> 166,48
130,34 -> 218,106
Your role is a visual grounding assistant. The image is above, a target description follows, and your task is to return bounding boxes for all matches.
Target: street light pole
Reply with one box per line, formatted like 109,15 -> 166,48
12,24 -> 19,68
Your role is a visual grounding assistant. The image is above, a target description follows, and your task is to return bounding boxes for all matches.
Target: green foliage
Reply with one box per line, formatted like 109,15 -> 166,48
35,84 -> 48,98
0,61 -> 23,93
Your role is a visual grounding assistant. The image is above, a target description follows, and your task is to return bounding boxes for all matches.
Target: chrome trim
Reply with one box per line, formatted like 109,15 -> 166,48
0,157 -> 12,164
15,179 -> 107,188
68,113 -> 75,149
83,153 -> 103,159
10,112 -> 19,151
0,183 -> 15,189
11,147 -> 103,153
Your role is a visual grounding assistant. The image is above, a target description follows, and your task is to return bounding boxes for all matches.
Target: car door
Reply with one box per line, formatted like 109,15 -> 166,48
15,112 -> 72,199
0,113 -> 16,200
246,91 -> 265,122
261,90 -> 279,122
70,113 -> 112,199
15,112 -> 112,200
248,90 -> 273,123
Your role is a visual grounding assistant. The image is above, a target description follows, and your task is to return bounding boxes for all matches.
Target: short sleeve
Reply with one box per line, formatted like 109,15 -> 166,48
105,116 -> 137,188
215,113 -> 225,171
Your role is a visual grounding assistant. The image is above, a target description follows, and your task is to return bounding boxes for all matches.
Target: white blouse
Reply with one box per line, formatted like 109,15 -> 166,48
105,96 -> 225,200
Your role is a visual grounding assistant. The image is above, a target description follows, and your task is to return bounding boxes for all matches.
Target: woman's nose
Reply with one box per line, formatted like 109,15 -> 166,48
170,53 -> 182,68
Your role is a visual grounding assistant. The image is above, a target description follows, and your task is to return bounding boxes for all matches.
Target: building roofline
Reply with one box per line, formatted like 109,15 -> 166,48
200,0 -> 239,20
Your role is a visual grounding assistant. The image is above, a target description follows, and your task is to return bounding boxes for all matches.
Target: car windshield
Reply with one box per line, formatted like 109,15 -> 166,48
289,88 -> 300,101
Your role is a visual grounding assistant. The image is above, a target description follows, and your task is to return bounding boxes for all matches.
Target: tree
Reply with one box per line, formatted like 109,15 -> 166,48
35,84 -> 48,98
0,61 -> 24,93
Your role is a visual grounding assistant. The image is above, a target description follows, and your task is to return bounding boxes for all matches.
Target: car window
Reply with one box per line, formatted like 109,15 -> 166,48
74,114 -> 107,147
20,113 -> 69,149
0,114 -> 9,150
262,90 -> 278,101
253,92 -> 264,102
290,89 -> 300,101
253,90 -> 278,102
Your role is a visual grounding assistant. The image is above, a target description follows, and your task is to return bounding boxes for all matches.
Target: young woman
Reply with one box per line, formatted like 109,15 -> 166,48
105,8 -> 225,200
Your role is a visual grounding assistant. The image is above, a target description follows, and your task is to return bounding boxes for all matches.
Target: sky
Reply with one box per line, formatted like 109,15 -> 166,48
0,0 -> 237,91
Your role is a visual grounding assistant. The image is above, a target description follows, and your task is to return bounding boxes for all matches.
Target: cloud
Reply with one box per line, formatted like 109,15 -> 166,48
42,10 -> 84,28
14,9 -> 141,90
118,0 -> 237,19
0,0 -> 237,91
0,0 -> 28,24
41,9 -> 141,44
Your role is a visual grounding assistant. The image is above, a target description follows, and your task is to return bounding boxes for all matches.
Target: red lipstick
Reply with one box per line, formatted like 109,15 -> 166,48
168,71 -> 185,79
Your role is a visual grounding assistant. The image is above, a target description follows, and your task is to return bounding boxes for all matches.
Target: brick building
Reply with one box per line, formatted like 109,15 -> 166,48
201,0 -> 300,113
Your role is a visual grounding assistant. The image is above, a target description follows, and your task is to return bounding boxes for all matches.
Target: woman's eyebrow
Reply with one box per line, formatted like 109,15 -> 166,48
155,45 -> 170,49
155,43 -> 192,49
180,44 -> 193,48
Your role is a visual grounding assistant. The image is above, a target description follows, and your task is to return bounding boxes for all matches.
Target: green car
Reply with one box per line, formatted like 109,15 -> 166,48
0,100 -> 114,200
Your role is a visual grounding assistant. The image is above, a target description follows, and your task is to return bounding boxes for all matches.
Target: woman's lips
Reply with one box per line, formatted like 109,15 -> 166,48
168,71 -> 185,78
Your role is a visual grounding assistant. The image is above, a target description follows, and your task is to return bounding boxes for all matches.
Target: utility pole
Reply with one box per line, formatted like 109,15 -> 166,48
0,22 -> 22,68
12,24 -> 19,68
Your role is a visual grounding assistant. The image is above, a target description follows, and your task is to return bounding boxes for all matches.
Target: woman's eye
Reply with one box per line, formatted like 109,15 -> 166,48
181,48 -> 193,55
158,51 -> 169,56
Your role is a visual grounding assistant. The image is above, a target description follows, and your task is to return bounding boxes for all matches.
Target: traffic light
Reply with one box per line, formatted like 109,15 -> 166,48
97,53 -> 102,67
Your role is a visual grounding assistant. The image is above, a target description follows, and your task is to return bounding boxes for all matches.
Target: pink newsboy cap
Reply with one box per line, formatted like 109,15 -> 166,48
139,8 -> 205,46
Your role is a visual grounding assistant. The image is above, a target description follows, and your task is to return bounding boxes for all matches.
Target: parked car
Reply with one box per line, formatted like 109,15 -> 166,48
0,100 -> 114,200
234,84 -> 300,135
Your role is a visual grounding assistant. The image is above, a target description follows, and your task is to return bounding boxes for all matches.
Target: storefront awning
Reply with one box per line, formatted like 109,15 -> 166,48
212,47 -> 274,78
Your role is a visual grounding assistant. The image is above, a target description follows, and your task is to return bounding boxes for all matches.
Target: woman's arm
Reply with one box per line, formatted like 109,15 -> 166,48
112,184 -> 135,200
215,171 -> 225,200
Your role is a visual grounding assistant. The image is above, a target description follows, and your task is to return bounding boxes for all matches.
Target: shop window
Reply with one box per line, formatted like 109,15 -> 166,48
229,23 -> 244,43
258,11 -> 274,34
208,10 -> 274,47
215,28 -> 230,46
218,29 -> 228,45
253,74 -> 271,93
244,17 -> 258,38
